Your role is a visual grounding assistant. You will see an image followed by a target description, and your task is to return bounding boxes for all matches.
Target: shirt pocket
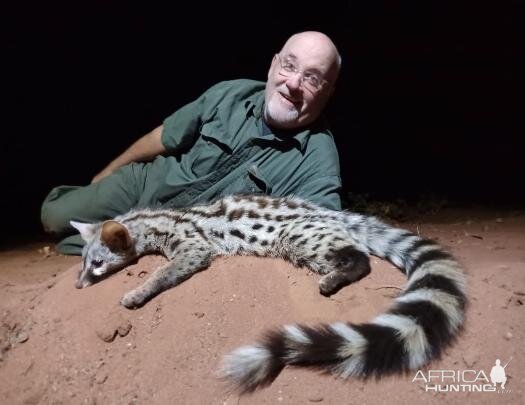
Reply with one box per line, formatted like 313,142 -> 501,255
219,164 -> 273,197
190,119 -> 234,177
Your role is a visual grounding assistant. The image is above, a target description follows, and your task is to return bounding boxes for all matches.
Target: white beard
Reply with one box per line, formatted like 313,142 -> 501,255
265,91 -> 300,127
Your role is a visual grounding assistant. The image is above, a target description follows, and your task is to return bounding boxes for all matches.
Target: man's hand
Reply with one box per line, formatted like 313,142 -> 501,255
90,126 -> 166,184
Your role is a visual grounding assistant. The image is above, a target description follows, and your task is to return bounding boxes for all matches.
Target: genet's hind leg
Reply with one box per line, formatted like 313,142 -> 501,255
318,246 -> 371,297
121,247 -> 213,309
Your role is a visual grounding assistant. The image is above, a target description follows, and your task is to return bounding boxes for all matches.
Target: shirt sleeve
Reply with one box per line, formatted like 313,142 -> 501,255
161,95 -> 205,153
160,81 -> 233,153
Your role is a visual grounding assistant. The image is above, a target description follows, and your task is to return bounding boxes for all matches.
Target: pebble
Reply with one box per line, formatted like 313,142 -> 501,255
504,332 -> 513,340
95,374 -> 108,384
308,396 -> 324,402
117,322 -> 132,337
96,329 -> 117,343
12,331 -> 29,344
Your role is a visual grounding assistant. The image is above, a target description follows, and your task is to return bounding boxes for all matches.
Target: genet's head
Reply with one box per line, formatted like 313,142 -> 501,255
70,220 -> 137,289
264,31 -> 341,130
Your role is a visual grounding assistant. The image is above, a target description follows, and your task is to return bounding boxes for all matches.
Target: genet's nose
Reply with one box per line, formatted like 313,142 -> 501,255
76,277 -> 91,289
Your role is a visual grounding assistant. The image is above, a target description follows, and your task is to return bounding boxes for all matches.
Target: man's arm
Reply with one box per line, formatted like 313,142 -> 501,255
91,125 -> 166,183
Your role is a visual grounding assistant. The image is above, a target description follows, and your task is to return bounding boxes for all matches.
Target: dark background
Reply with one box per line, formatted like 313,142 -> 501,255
3,1 -> 524,242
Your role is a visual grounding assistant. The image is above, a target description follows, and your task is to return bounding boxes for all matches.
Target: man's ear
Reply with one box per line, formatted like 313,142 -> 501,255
100,221 -> 132,252
268,54 -> 279,80
70,221 -> 98,243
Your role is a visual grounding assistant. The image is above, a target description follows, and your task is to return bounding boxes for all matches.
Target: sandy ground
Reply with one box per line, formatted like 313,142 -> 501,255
0,208 -> 524,405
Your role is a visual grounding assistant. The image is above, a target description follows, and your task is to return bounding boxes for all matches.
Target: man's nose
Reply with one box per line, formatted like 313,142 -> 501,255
285,73 -> 303,92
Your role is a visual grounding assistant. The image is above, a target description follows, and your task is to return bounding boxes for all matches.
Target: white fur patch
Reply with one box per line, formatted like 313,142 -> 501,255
284,325 -> 311,344
220,345 -> 272,386
329,323 -> 368,377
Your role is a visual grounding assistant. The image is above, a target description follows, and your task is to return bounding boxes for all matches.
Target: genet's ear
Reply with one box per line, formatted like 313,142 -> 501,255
100,221 -> 132,252
70,221 -> 98,242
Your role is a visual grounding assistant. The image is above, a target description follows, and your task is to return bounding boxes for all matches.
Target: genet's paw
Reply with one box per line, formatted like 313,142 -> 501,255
120,290 -> 146,309
318,274 -> 337,297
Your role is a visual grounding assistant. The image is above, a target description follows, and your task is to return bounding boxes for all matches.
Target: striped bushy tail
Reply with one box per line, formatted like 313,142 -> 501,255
220,217 -> 467,393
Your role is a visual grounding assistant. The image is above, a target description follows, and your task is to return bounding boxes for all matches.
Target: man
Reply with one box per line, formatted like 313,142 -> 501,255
41,31 -> 343,255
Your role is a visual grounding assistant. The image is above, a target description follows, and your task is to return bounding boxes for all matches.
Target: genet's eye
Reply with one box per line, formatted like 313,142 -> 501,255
91,259 -> 103,268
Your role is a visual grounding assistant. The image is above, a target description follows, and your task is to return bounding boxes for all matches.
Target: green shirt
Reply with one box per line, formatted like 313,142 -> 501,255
156,79 -> 342,210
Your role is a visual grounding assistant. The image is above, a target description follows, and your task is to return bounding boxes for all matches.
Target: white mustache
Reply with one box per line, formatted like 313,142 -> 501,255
276,87 -> 301,104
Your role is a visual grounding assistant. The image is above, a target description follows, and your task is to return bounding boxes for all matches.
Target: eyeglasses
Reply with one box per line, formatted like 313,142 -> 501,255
276,54 -> 328,92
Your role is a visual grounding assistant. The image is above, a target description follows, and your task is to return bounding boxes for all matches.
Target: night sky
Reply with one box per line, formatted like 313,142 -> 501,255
3,2 -> 524,241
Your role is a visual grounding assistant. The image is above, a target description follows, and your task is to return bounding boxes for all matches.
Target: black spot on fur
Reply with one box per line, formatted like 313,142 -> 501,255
230,229 -> 245,240
252,223 -> 263,230
261,240 -> 269,246
267,226 -> 275,232
248,211 -> 261,219
289,234 -> 301,242
212,230 -> 224,239
303,224 -> 314,229
228,209 -> 245,221
170,239 -> 181,251
193,224 -> 208,241
256,198 -> 269,209
249,236 -> 258,243
285,201 -> 299,209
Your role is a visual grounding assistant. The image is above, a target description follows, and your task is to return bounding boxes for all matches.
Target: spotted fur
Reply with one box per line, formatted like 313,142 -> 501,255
71,194 -> 466,393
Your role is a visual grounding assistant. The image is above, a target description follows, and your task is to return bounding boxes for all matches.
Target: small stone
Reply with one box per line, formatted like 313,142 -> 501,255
495,218 -> 504,223
138,271 -> 148,278
193,312 -> 205,318
13,331 -> 29,344
95,329 -> 117,343
504,332 -> 513,340
117,322 -> 132,337
308,395 -> 324,402
95,374 -> 108,384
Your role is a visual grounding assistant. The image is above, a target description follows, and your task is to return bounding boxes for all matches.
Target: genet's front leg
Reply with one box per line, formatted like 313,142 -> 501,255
121,249 -> 213,309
